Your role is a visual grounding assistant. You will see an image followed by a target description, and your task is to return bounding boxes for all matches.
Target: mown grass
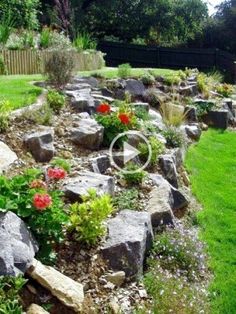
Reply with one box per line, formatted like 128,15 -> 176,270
0,75 -> 43,110
80,67 -> 177,79
185,128 -> 236,314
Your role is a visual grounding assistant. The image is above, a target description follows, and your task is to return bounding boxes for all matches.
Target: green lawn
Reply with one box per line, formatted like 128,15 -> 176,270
80,67 -> 177,79
185,129 -> 236,314
0,75 -> 43,110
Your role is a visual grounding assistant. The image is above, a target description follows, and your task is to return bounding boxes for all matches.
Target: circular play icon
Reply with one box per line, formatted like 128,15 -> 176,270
109,131 -> 152,173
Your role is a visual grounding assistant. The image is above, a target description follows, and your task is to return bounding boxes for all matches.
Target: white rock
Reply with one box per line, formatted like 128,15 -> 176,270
28,259 -> 84,313
0,141 -> 18,174
27,304 -> 49,314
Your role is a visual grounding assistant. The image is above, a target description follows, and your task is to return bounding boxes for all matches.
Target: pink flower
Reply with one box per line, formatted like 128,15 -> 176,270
33,193 -> 52,211
47,168 -> 67,180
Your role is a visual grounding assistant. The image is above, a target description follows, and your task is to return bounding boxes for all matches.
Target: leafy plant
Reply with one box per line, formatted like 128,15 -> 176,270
68,189 -> 113,245
5,33 -> 23,50
51,157 -> 71,173
40,27 -> 51,49
141,72 -> 155,85
114,188 -> 139,210
0,99 -> 11,132
43,50 -> 75,88
117,63 -> 132,78
24,103 -> 53,126
216,83 -> 234,97
138,136 -> 164,166
0,169 -> 68,259
0,276 -> 26,314
73,32 -> 97,51
133,106 -> 150,121
47,89 -> 66,112
120,162 -> 147,185
194,100 -> 215,117
162,126 -> 185,148
95,102 -> 139,146
160,103 -> 186,127
0,11 -> 14,45
164,75 -> 181,86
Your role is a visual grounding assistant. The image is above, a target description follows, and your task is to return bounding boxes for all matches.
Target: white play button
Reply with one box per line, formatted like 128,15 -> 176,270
123,142 -> 140,164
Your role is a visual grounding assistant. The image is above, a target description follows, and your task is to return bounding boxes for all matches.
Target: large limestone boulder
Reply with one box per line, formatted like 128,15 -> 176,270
101,210 -> 153,277
0,141 -> 18,174
63,171 -> 115,202
0,212 -> 38,276
28,259 -> 84,313
70,118 -> 104,150
183,124 -> 202,141
27,304 -> 49,314
23,128 -> 55,162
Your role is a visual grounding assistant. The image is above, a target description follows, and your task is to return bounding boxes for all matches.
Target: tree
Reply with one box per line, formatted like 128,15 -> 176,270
0,0 -> 40,30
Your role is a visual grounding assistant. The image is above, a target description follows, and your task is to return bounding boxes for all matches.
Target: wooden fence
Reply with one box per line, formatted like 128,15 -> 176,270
0,50 -> 105,75
98,41 -> 236,83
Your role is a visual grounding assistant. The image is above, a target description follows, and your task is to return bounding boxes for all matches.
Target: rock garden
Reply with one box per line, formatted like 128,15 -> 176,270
0,58 -> 235,314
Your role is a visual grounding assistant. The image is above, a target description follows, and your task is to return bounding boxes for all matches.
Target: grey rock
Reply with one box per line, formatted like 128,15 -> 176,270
184,124 -> 202,141
101,87 -> 114,98
71,95 -> 95,113
203,110 -> 228,129
0,141 -> 18,174
63,171 -> 115,202
170,147 -> 186,169
72,76 -> 99,88
149,174 -> 188,225
0,211 -> 38,276
222,99 -> 236,126
65,83 -> 92,91
91,155 -> 110,174
179,84 -> 198,96
104,271 -> 126,287
184,106 -> 198,122
125,79 -> 145,97
101,210 -> 153,277
24,128 -> 55,162
70,118 -> 104,150
159,154 -> 178,188
91,93 -> 114,103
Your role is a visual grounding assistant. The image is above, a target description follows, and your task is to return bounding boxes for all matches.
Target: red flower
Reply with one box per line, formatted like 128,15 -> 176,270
33,193 -> 52,211
118,113 -> 131,125
47,168 -> 67,180
96,103 -> 111,114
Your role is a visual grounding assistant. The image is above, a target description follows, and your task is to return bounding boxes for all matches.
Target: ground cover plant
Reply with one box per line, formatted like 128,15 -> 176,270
0,75 -> 42,110
185,129 -> 236,314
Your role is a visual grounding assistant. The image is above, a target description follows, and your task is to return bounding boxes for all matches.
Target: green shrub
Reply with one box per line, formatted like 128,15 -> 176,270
68,189 -> 113,245
141,72 -> 155,85
0,169 -> 68,260
40,27 -> 51,49
162,126 -> 184,148
0,12 -> 14,45
47,89 -> 66,112
120,162 -> 147,185
0,276 -> 26,314
138,136 -> 164,166
0,99 -> 11,132
25,103 -> 53,126
43,50 -> 75,87
194,100 -> 215,117
51,157 -> 71,173
5,33 -> 23,50
216,83 -> 234,97
133,106 -> 150,121
164,75 -> 181,86
114,188 -> 139,210
73,32 -> 97,51
117,63 -> 132,78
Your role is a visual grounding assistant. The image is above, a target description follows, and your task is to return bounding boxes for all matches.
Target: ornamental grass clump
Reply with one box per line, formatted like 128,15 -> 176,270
68,189 -> 114,245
